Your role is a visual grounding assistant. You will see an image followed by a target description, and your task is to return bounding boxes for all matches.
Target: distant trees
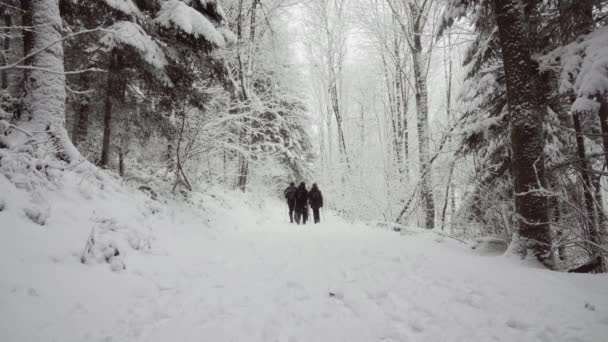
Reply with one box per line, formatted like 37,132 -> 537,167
304,0 -> 351,171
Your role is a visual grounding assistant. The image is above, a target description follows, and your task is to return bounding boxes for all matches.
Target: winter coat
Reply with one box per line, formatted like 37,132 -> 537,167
308,187 -> 323,209
294,185 -> 308,209
284,185 -> 297,203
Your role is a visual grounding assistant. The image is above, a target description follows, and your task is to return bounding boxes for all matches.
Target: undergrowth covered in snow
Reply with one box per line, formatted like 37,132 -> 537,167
0,150 -> 272,273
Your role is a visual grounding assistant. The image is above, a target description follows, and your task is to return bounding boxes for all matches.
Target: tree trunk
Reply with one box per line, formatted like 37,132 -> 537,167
118,147 -> 125,177
232,0 -> 258,192
410,3 -> 435,229
16,0 -> 79,161
440,161 -> 455,230
329,78 -> 349,167
493,0 -> 552,265
1,11 -> 11,89
100,49 -> 120,167
400,69 -> 409,180
597,95 -> 608,170
392,19 -> 404,177
71,72 -> 90,147
71,100 -> 89,147
20,0 -> 33,61
573,112 -> 599,255
237,155 -> 248,192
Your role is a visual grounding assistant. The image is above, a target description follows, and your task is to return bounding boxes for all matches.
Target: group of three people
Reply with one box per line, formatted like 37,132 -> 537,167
283,182 -> 324,224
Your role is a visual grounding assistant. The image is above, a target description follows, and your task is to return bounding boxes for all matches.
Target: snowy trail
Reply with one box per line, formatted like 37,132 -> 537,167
2,201 -> 608,342
112,213 -> 607,342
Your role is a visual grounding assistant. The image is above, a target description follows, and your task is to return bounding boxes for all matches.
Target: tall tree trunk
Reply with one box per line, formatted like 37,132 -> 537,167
20,0 -> 33,61
16,0 -> 79,161
118,147 -> 125,177
573,112 -> 599,256
392,18 -> 404,177
71,72 -> 90,147
597,95 -> 608,169
493,0 -> 552,265
234,0 -> 257,192
410,4 -> 435,229
100,49 -> 120,167
381,53 -> 400,172
440,161 -> 455,230
1,11 -> 11,89
441,31 -> 455,230
400,69 -> 409,180
329,77 -> 349,167
237,156 -> 248,192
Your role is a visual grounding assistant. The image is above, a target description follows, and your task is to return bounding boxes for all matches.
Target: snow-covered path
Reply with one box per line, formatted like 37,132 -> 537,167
115,214 -> 607,342
2,204 -> 608,342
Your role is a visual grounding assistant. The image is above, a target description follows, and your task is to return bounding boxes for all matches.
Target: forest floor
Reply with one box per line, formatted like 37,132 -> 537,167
1,171 -> 608,341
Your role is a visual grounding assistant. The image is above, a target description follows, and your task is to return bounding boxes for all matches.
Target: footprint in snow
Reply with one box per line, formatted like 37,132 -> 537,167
506,318 -> 530,331
328,291 -> 344,300
408,320 -> 425,333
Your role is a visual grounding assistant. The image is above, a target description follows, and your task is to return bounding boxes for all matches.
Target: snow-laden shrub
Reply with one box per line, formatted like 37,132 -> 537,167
80,216 -> 154,271
81,226 -> 125,272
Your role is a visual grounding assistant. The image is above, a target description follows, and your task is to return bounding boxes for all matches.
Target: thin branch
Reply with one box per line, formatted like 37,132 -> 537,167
0,26 -> 103,72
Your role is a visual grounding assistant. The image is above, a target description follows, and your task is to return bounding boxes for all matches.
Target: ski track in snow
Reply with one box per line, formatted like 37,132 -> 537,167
2,207 -> 608,341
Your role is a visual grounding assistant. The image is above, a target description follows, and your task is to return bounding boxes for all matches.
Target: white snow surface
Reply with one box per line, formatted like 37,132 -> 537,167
1,170 -> 608,341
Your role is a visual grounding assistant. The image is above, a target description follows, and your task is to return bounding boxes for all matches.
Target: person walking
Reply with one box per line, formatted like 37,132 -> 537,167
294,182 -> 309,225
283,182 -> 297,223
308,183 -> 324,224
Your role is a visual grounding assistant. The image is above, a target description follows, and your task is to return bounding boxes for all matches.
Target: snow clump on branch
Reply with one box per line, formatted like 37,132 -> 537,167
155,0 -> 227,47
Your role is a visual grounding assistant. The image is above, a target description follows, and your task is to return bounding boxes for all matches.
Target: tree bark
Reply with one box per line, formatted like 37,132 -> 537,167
493,0 -> 552,265
100,49 -> 120,167
16,0 -> 79,161
597,95 -> 608,172
118,147 -> 125,176
573,112 -> 599,254
410,3 -> 435,229
1,11 -> 11,89
234,0 -> 257,192
71,72 -> 90,147
20,0 -> 33,60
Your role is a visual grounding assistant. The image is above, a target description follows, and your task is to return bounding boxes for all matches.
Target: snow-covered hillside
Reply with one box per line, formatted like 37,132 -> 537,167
1,163 -> 607,342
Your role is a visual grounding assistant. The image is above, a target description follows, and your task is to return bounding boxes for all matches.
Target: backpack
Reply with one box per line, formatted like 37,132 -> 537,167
310,190 -> 320,201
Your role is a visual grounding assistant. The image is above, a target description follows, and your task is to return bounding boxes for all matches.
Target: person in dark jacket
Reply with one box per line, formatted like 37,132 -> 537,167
308,183 -> 324,224
283,182 -> 297,223
294,182 -> 309,225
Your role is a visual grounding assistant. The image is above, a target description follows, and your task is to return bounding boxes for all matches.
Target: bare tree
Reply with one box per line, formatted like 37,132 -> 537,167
386,0 -> 440,228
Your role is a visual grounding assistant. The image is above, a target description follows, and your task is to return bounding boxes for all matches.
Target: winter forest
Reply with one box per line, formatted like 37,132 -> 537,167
1,0 -> 608,341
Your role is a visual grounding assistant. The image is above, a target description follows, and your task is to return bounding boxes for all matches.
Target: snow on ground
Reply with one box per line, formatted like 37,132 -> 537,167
1,169 -> 608,342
